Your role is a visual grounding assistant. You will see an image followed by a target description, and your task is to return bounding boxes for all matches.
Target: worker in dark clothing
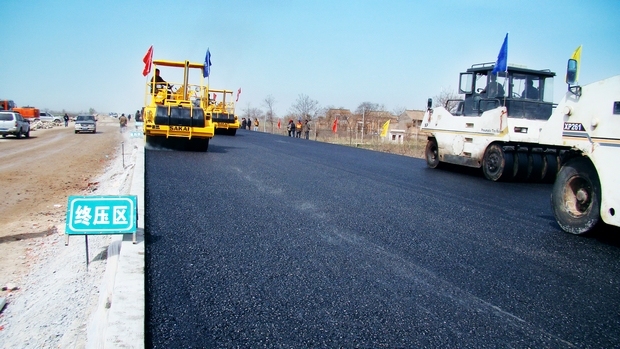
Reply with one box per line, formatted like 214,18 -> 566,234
521,77 -> 540,100
482,74 -> 505,98
151,69 -> 170,94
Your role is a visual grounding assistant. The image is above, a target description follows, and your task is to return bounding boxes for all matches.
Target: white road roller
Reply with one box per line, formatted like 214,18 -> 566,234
421,59 -> 620,235
550,60 -> 620,235
421,62 -> 562,182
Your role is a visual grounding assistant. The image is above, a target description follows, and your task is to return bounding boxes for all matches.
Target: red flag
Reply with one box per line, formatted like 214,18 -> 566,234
212,93 -> 216,100
142,45 -> 153,76
236,88 -> 241,102
277,119 -> 281,129
332,118 -> 338,133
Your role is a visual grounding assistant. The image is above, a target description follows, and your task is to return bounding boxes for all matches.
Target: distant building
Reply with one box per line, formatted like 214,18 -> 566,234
399,110 -> 425,130
325,108 -> 353,131
380,109 -> 425,143
322,108 -> 426,143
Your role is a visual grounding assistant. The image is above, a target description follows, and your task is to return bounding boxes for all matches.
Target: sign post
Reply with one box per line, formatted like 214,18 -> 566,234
65,195 -> 138,266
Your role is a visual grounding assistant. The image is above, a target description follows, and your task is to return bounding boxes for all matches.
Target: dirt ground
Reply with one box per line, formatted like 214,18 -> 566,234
0,116 -> 141,348
0,118 -> 123,284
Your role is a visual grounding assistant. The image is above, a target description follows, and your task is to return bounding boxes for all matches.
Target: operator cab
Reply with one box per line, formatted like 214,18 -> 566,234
455,63 -> 556,120
0,100 -> 16,111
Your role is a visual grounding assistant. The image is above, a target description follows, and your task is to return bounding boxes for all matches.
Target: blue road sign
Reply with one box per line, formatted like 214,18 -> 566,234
66,195 -> 137,235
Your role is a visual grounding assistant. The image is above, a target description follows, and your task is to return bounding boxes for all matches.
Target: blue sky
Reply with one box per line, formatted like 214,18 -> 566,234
1,0 -> 618,117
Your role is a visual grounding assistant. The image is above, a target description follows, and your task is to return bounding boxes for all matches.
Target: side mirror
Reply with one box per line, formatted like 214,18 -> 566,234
427,98 -> 433,109
566,59 -> 578,85
566,59 -> 582,96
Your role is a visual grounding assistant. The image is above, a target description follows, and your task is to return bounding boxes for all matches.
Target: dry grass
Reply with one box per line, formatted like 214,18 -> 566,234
267,128 -> 428,159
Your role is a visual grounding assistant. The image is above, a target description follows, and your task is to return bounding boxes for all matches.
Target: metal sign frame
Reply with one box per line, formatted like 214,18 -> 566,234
65,195 -> 138,266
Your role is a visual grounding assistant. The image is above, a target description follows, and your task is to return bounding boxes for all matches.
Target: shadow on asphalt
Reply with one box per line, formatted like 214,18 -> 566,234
589,225 -> 620,248
431,163 -> 485,180
546,219 -> 620,249
207,144 -> 245,154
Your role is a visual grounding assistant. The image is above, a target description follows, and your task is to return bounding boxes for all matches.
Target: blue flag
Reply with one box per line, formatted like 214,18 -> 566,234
491,34 -> 508,75
203,49 -> 212,78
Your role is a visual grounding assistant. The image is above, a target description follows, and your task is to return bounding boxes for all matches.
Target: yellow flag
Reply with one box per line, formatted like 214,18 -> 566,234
571,45 -> 582,82
380,120 -> 390,137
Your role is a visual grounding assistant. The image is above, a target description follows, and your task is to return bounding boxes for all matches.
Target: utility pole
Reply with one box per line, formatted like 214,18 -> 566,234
361,107 -> 365,144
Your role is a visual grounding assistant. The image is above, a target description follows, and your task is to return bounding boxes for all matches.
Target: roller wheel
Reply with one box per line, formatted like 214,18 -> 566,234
425,138 -> 440,169
191,138 -> 209,152
542,153 -> 559,183
551,157 -> 601,235
482,144 -> 513,181
528,153 -> 544,182
514,152 -> 530,181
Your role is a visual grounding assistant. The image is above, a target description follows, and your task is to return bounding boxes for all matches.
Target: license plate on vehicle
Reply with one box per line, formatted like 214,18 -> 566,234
563,122 -> 585,131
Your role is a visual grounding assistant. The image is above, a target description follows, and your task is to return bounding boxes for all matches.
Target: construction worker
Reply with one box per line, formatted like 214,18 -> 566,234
119,113 -> 128,133
295,119 -> 303,138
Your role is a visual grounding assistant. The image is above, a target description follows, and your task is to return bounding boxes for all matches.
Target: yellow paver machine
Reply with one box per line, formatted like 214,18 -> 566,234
143,59 -> 214,151
210,88 -> 240,136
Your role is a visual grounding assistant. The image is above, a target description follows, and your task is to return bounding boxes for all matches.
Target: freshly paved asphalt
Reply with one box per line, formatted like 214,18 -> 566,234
145,130 -> 620,348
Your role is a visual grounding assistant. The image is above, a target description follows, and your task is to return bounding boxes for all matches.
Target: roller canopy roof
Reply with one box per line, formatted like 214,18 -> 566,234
153,60 -> 204,69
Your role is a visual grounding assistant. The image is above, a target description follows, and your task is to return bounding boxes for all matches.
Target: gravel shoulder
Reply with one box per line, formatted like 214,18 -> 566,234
0,117 -> 141,348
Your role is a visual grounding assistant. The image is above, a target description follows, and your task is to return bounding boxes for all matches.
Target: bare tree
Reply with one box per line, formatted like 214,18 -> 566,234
392,106 -> 406,118
290,94 -> 318,121
263,95 -> 277,132
345,114 -> 359,145
433,87 -> 461,113
355,102 -> 383,116
355,102 -> 385,139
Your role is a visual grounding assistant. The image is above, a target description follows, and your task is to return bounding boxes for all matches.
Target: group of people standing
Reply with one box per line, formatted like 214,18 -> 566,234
240,118 -> 259,131
239,117 -> 311,139
287,119 -> 310,139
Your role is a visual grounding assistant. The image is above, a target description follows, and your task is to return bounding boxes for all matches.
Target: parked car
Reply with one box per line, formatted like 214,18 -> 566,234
0,111 -> 30,138
74,115 -> 97,134
39,112 -> 63,124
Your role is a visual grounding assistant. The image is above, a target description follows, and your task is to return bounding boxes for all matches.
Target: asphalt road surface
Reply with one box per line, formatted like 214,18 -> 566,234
145,130 -> 620,348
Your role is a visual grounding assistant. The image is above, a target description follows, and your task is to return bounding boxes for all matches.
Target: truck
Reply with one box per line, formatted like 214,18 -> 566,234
0,100 -> 16,111
13,107 -> 40,120
1,100 -> 41,121
142,59 -> 215,151
550,60 -> 620,235
421,63 -> 563,182
209,89 -> 240,136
